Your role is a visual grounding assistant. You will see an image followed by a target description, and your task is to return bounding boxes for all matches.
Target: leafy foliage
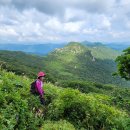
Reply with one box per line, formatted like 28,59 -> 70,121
0,70 -> 130,130
47,88 -> 130,130
59,80 -> 130,115
115,47 -> 130,80
41,120 -> 76,130
0,70 -> 44,130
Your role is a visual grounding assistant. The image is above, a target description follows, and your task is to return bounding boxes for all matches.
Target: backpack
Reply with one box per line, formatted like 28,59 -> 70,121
30,80 -> 38,95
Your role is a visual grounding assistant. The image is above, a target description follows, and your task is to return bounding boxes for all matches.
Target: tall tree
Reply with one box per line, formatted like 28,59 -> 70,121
115,47 -> 130,80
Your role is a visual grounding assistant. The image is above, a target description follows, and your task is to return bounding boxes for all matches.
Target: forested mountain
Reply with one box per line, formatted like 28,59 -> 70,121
0,50 -> 44,78
0,42 -> 130,86
82,41 -> 130,51
43,42 -> 130,86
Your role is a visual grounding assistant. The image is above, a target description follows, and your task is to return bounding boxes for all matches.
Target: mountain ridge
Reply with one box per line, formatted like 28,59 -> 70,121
43,42 -> 130,86
0,42 -> 130,86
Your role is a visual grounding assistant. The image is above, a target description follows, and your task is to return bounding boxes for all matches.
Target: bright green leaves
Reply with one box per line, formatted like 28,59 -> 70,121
116,47 -> 130,80
0,69 -> 130,130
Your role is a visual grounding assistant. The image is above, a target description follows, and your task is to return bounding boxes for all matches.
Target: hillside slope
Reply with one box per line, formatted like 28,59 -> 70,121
0,50 -> 44,78
43,42 -> 130,86
0,69 -> 130,130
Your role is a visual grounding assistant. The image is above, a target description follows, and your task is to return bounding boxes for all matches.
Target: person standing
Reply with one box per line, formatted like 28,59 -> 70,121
36,71 -> 46,105
30,71 -> 46,105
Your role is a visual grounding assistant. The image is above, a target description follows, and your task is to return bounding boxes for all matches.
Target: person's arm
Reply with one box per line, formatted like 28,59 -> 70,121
36,80 -> 43,96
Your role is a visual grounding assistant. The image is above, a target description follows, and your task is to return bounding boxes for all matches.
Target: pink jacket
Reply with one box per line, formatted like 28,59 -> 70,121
35,79 -> 44,96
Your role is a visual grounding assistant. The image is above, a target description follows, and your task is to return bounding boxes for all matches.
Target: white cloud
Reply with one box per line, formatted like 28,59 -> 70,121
101,16 -> 111,29
0,0 -> 130,43
83,28 -> 99,35
44,18 -> 62,31
64,21 -> 84,33
0,26 -> 18,36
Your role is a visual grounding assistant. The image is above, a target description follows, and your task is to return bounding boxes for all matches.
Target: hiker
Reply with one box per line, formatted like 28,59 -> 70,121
30,71 -> 46,105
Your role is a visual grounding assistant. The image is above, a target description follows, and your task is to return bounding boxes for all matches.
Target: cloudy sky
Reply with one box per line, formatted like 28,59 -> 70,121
0,0 -> 130,43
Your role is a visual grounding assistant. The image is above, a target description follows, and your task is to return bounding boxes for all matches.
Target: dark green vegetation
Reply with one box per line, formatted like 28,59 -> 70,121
60,80 -> 130,115
115,47 -> 130,80
0,42 -> 130,87
0,50 -> 44,78
0,69 -> 130,130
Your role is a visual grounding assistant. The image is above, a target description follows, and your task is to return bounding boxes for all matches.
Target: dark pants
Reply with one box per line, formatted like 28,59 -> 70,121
33,93 -> 45,105
40,96 -> 45,105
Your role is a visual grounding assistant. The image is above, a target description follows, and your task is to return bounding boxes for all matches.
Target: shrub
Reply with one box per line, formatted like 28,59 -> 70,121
41,120 -> 76,130
47,88 -> 130,130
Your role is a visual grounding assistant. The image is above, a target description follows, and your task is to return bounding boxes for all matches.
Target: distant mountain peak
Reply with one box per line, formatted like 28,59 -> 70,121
82,41 -> 105,47
67,42 -> 83,46
52,42 -> 87,55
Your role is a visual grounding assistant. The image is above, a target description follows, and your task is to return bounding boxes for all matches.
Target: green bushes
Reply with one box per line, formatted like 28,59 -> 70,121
60,80 -> 102,93
47,88 -> 130,130
0,70 -> 44,130
41,120 -> 76,130
60,80 -> 130,116
0,70 -> 130,130
59,80 -> 119,96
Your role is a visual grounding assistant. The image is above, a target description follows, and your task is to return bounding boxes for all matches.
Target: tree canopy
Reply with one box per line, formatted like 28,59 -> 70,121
115,47 -> 130,80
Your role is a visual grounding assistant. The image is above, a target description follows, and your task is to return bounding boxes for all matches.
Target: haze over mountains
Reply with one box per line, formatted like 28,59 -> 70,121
106,43 -> 130,51
0,43 -> 65,55
0,41 -> 130,55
